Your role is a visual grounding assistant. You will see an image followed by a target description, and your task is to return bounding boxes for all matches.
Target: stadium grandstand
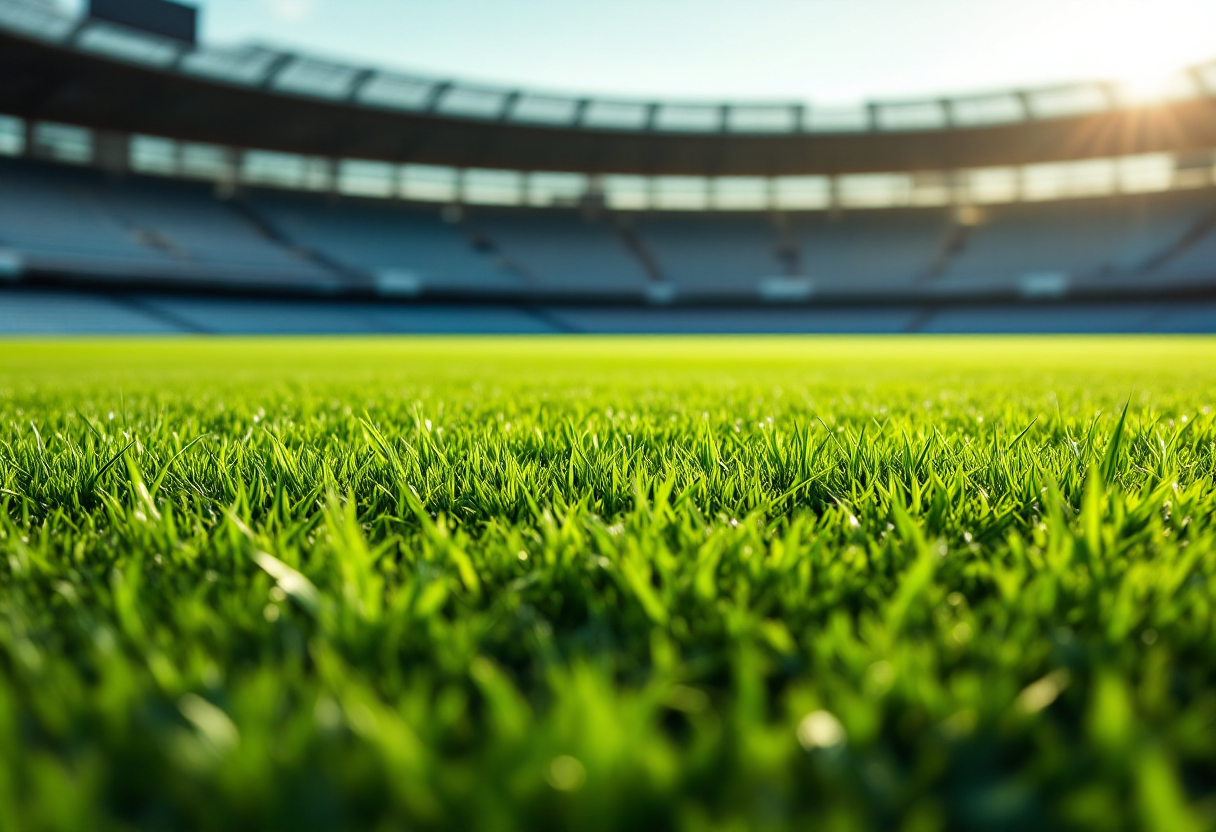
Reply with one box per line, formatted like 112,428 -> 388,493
4,0 -> 1216,332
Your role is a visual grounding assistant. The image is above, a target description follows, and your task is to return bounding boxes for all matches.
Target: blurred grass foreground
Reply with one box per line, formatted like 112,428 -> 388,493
2,337 -> 1216,831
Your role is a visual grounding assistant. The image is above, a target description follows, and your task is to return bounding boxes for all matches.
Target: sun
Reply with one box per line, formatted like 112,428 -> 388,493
1116,65 -> 1190,105
1093,2 -> 1201,104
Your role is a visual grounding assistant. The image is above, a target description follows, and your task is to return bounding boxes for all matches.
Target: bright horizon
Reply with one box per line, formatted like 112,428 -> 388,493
61,0 -> 1216,105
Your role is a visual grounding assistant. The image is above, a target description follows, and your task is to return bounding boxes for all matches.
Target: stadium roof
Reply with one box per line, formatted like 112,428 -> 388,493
4,0 -> 1216,175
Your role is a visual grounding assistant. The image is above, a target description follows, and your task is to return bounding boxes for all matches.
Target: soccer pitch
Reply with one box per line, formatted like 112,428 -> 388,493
2,337 -> 1216,831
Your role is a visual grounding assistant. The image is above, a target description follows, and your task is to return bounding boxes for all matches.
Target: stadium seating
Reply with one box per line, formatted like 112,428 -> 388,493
632,214 -> 787,293
4,156 -> 1216,332
793,210 -> 950,291
1136,192 -> 1216,287
5,288 -> 1216,334
0,290 -> 565,334
545,305 -> 923,333
0,290 -> 178,334
470,209 -> 651,293
6,0 -> 1216,334
931,191 -> 1216,293
247,193 -> 524,293
918,302 -> 1216,333
0,158 -> 342,289
136,295 -> 559,334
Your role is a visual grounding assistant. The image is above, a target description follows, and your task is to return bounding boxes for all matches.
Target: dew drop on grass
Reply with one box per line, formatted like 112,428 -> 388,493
179,694 -> 239,752
797,710 -> 847,751
1016,670 -> 1070,714
546,756 -> 586,792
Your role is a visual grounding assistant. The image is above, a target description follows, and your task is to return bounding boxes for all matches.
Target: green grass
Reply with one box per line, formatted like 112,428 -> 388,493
3,336 -> 1216,832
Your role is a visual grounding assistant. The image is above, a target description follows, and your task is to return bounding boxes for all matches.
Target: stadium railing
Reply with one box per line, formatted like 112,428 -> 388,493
1,0 -> 1213,139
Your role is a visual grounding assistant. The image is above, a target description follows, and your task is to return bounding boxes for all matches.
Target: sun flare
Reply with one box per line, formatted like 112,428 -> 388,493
1095,2 -> 1199,103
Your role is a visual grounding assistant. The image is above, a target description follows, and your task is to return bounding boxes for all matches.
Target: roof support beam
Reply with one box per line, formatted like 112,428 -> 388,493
7,30 -> 1216,176
499,91 -> 521,122
345,68 -> 376,103
572,99 -> 590,128
1013,91 -> 1034,121
940,99 -> 955,129
423,82 -> 452,114
259,53 -> 296,88
644,103 -> 659,131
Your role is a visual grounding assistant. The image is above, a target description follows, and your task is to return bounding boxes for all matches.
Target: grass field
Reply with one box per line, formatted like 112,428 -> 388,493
3,337 -> 1216,831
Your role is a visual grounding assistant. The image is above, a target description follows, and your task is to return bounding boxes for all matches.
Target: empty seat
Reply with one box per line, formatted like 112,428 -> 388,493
0,290 -> 181,334
249,194 -> 520,292
934,192 -> 1216,292
635,214 -> 785,293
793,210 -> 948,290
0,158 -> 338,289
472,209 -> 649,292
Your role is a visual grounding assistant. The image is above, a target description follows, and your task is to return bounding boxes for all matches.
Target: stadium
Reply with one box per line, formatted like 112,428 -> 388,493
4,0 -> 1216,830
5,0 -> 1216,332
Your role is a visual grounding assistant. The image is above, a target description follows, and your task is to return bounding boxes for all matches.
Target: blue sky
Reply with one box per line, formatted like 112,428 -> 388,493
71,0 -> 1216,103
